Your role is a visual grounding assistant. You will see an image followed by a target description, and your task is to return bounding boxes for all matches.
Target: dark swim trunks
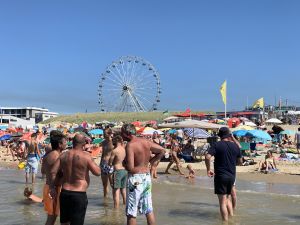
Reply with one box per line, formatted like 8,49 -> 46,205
60,189 -> 88,225
214,176 -> 235,195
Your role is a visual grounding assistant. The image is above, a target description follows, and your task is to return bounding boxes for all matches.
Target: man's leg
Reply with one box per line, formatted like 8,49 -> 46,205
121,188 -> 126,205
32,173 -> 36,184
127,215 -> 137,225
113,188 -> 120,208
101,174 -> 109,198
146,212 -> 156,225
227,195 -> 234,217
217,194 -> 229,221
231,186 -> 237,210
25,172 -> 29,184
45,215 -> 56,225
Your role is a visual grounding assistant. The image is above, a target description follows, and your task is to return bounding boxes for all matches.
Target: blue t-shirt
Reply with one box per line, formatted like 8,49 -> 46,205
208,141 -> 241,179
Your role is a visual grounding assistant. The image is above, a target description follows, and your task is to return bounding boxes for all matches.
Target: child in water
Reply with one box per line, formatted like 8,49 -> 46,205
24,187 -> 43,203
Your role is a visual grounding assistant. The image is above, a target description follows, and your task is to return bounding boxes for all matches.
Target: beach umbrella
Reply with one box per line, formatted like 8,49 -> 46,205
183,128 -> 211,139
265,118 -> 283,124
0,134 -> 11,141
92,138 -> 104,144
132,121 -> 142,127
142,129 -> 163,136
163,116 -> 179,122
232,130 -> 249,137
244,121 -> 257,127
158,128 -> 171,131
159,119 -> 225,130
246,130 -> 272,141
21,132 -> 33,141
88,129 -> 103,135
168,129 -> 177,134
231,125 -> 254,131
280,130 -> 296,135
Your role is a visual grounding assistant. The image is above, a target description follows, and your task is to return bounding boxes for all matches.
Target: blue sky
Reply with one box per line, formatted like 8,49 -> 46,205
1,0 -> 300,114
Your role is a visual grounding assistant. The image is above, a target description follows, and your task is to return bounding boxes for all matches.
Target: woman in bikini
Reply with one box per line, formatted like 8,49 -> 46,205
165,134 -> 184,175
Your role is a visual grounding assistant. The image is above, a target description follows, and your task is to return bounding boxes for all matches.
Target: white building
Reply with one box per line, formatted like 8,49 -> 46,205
0,114 -> 36,129
0,106 -> 59,124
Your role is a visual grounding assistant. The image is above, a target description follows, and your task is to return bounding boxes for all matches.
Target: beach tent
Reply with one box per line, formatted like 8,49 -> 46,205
246,130 -> 272,141
0,125 -> 8,130
158,119 -> 225,130
88,129 -> 103,135
265,118 -> 283,124
280,130 -> 296,135
183,128 -> 211,139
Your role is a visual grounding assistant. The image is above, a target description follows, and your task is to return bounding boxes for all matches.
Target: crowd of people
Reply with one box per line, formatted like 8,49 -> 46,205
2,121 -> 300,224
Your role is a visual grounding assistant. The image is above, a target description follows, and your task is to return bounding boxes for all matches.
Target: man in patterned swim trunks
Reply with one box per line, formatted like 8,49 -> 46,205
121,124 -> 165,225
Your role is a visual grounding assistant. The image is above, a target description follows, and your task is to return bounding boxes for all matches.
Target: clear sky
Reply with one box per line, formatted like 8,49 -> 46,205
1,0 -> 300,114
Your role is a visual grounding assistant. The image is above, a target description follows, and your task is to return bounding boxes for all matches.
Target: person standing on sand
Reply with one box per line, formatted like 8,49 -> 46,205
100,128 -> 114,198
294,127 -> 300,155
205,127 -> 242,222
108,135 -> 127,208
41,130 -> 67,225
50,134 -> 101,225
121,124 -> 165,225
24,133 -> 41,184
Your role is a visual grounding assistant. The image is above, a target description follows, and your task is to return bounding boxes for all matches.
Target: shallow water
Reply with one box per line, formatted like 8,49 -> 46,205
0,168 -> 300,225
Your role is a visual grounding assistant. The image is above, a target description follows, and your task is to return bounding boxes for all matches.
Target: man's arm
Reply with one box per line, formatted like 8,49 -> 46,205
205,153 -> 214,177
231,134 -> 241,148
88,156 -> 101,176
149,142 -> 165,165
108,150 -> 115,167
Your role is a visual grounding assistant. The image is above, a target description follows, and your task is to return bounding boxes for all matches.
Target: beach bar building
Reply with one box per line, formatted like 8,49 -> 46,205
0,106 -> 58,124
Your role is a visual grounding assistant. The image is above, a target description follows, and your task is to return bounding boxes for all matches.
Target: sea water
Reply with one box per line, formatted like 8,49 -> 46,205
0,168 -> 299,225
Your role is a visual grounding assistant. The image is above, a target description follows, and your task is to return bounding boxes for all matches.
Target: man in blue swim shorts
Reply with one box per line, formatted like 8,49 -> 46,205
121,124 -> 165,225
25,133 -> 41,184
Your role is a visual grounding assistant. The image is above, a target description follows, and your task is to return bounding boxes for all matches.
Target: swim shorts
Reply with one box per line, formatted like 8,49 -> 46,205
25,154 -> 39,174
214,176 -> 235,195
126,173 -> 153,217
100,160 -> 114,175
113,169 -> 127,189
60,189 -> 88,225
43,184 -> 61,216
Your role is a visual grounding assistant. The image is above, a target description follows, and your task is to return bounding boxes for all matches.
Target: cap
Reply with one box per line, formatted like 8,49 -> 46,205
217,127 -> 231,139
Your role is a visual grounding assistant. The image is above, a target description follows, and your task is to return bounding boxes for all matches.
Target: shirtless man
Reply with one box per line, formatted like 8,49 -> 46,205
108,135 -> 127,208
25,133 -> 41,184
50,134 -> 101,225
121,124 -> 165,225
41,130 -> 67,225
100,128 -> 114,198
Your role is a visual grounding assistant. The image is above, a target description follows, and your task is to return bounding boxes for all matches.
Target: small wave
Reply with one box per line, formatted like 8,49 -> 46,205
238,189 -> 300,198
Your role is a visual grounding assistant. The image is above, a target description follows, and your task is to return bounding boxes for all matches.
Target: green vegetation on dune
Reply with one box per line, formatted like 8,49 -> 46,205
41,111 -> 213,124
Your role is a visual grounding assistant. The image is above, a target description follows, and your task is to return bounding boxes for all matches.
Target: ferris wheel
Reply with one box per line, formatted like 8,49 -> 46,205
98,56 -> 161,112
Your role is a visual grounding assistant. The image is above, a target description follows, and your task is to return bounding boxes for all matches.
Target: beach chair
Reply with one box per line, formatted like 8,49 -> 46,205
193,143 -> 210,161
240,142 -> 251,157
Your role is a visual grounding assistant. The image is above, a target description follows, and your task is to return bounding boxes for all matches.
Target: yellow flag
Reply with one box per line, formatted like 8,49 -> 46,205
220,80 -> 227,105
253,97 -> 264,108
